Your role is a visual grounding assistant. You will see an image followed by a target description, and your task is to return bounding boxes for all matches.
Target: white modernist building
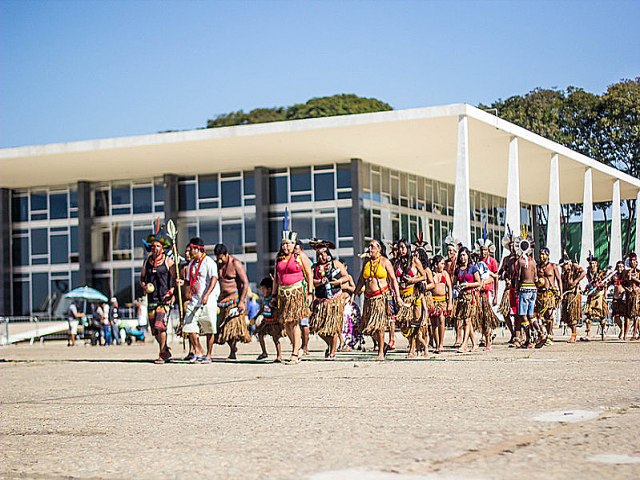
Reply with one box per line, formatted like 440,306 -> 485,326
1,103 -> 639,315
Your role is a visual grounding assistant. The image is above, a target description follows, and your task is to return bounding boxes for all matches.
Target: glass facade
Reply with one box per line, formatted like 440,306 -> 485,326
8,162 -> 527,316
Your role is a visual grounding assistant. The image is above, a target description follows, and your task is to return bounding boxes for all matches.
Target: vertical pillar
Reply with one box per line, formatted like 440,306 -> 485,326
547,154 -> 562,262
609,180 -> 622,267
350,158 -> 364,276
77,181 -> 93,286
579,168 -> 595,268
452,115 -> 471,247
163,174 -> 178,224
636,191 -> 640,257
0,189 -> 11,314
254,167 -> 271,281
503,136 -> 521,258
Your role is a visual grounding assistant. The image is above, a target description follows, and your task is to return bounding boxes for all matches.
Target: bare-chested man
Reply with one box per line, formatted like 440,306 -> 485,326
535,247 -> 562,346
515,249 -> 537,348
560,255 -> 586,343
583,254 -> 609,341
609,261 -> 628,340
624,253 -> 640,340
214,243 -> 252,359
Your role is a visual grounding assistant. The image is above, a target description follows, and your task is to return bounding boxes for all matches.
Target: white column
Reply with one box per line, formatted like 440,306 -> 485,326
635,191 -> 640,256
452,115 -> 471,247
503,136 -> 520,258
579,168 -> 595,268
547,153 -> 562,263
609,180 -> 622,267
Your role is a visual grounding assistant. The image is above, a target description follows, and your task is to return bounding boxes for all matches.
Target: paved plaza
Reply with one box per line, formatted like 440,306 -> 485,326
1,331 -> 639,480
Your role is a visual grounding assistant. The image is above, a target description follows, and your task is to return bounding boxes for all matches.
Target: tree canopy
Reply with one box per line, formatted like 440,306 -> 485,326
206,94 -> 392,128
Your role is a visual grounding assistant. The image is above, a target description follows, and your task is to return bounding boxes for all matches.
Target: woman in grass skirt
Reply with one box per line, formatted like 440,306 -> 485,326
310,240 -> 349,360
273,213 -> 313,364
354,239 -> 405,361
452,247 -> 481,353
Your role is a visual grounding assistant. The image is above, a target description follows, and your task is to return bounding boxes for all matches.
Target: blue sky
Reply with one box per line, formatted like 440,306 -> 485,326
1,0 -> 638,148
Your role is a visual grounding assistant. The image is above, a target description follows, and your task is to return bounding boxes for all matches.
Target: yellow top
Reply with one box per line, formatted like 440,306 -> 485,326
363,258 -> 387,280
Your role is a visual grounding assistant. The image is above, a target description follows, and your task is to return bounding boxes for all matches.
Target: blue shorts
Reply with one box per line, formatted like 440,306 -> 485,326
518,289 -> 537,317
299,317 -> 310,327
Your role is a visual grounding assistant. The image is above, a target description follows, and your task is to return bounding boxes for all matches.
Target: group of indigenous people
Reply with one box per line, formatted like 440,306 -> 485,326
138,218 -> 640,364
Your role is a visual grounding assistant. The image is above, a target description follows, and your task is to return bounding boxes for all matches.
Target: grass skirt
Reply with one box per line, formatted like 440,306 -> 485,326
454,290 -> 479,329
498,288 -> 511,318
277,282 -> 311,325
217,304 -> 251,344
361,292 -> 391,335
310,294 -> 346,336
627,290 -> 640,319
429,297 -> 450,319
256,319 -> 286,340
477,293 -> 499,336
611,297 -> 626,317
584,291 -> 609,320
561,291 -> 582,327
535,289 -> 559,319
396,292 -> 417,329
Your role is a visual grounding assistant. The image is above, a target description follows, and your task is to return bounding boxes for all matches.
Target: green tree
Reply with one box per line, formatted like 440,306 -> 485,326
206,94 -> 392,128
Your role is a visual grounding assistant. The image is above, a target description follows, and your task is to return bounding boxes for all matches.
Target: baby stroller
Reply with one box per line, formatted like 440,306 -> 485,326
83,316 -> 102,346
123,324 -> 146,345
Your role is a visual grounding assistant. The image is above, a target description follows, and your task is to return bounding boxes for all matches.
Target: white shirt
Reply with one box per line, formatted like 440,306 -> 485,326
186,255 -> 220,307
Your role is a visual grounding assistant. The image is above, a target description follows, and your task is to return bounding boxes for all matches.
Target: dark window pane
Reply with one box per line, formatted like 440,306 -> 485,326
199,218 -> 219,245
363,208 -> 372,238
69,190 -> 78,209
31,228 -> 48,256
114,268 -> 133,305
178,183 -> 196,211
113,224 -> 131,251
292,212 -> 312,241
291,193 -> 312,203
32,272 -> 48,313
244,214 -> 256,244
291,167 -> 311,192
50,277 -> 69,305
337,163 -> 351,189
246,262 -> 257,286
315,216 -> 335,244
221,180 -> 241,208
222,223 -> 242,254
133,187 -> 152,214
12,236 -> 29,266
13,280 -> 30,315
269,219 -> 281,252
154,183 -> 164,204
111,186 -> 130,206
243,171 -> 255,196
314,173 -> 334,201
199,174 -> 218,200
199,200 -> 218,210
49,193 -> 68,219
269,176 -> 288,204
94,190 -> 109,217
92,273 -> 111,300
30,192 -> 47,211
71,270 -> 80,289
373,216 -> 381,240
338,208 -> 352,237
70,226 -> 78,253
50,235 -> 69,264
12,195 -> 28,222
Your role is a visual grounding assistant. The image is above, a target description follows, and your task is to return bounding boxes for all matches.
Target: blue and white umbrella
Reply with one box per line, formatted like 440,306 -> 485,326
64,286 -> 109,303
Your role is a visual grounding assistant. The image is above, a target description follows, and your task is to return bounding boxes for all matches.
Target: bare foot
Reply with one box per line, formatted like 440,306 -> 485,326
407,351 -> 416,359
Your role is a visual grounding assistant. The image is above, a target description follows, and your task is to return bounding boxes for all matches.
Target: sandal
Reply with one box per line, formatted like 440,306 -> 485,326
256,353 -> 269,361
273,358 -> 282,363
326,355 -> 336,361
153,357 -> 166,364
286,353 -> 300,365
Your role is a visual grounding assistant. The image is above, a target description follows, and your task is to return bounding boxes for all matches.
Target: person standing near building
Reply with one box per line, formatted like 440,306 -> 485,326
109,297 -> 120,345
624,253 -> 640,340
354,239 -> 405,361
560,254 -> 586,344
583,254 -> 609,341
452,247 -> 480,353
309,240 -> 349,360
429,255 -> 452,353
515,247 -> 538,348
609,261 -> 628,340
67,300 -> 83,346
214,243 -> 251,360
273,225 -> 313,365
498,233 -> 518,344
181,238 -> 220,363
255,277 -> 284,362
140,231 -> 176,363
534,247 -> 562,346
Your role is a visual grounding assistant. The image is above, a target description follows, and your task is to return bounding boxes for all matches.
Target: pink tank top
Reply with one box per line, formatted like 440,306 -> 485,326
277,255 -> 304,286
